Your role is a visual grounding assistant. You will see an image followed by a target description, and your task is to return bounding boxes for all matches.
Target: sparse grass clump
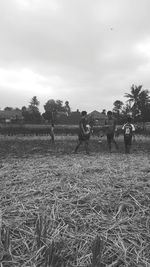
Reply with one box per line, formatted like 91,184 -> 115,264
0,136 -> 150,266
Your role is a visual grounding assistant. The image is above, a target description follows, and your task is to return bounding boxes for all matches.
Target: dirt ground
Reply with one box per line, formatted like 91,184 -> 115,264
0,135 -> 150,266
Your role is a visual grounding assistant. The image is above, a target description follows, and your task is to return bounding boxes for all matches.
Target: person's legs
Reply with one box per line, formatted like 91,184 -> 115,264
127,137 -> 132,153
74,140 -> 82,153
124,137 -> 130,153
112,137 -> 119,150
107,134 -> 112,152
125,141 -> 128,153
85,139 -> 90,154
50,127 -> 55,144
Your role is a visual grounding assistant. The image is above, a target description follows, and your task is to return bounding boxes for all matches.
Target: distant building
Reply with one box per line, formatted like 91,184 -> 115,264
0,110 -> 23,123
88,110 -> 107,125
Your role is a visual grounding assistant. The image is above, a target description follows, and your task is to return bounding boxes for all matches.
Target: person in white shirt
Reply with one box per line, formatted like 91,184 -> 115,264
122,116 -> 135,154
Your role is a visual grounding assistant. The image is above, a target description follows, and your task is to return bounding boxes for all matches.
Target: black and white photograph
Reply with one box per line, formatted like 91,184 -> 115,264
0,0 -> 150,266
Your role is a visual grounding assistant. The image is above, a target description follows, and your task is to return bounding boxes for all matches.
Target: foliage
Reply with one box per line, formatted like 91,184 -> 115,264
28,96 -> 40,113
125,84 -> 143,104
125,84 -> 150,121
44,99 -> 64,113
22,96 -> 42,123
30,96 -> 40,107
113,100 -> 124,113
4,107 -> 14,111
43,99 -> 71,124
113,84 -> 150,123
113,100 -> 124,123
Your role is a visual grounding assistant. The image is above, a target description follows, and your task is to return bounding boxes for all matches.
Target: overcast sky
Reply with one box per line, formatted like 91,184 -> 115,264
0,0 -> 150,113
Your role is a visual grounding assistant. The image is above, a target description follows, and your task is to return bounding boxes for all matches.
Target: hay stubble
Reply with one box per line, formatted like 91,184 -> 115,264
0,137 -> 150,266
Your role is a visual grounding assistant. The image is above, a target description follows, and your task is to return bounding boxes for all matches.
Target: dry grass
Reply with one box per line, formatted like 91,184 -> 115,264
0,135 -> 150,266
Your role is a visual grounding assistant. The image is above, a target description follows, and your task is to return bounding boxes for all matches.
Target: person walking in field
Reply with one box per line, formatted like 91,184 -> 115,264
105,111 -> 119,153
74,111 -> 91,154
122,116 -> 135,154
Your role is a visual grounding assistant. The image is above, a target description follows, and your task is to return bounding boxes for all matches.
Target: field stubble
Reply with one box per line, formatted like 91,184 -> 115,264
0,135 -> 150,266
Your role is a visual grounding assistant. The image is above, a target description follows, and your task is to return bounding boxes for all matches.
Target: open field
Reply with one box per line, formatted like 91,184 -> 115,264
0,135 -> 150,266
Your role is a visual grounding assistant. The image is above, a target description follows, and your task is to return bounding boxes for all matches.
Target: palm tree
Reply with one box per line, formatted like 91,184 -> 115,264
138,90 -> 150,108
30,96 -> 40,107
29,96 -> 40,113
138,90 -> 150,121
122,102 -> 132,116
124,84 -> 143,117
125,84 -> 150,122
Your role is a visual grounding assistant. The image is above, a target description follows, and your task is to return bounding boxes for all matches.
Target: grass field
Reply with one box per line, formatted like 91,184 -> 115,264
0,135 -> 150,267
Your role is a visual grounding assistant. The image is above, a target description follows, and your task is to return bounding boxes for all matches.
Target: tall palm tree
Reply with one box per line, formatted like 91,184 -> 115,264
124,84 -> 143,117
125,85 -> 150,121
138,90 -> 150,107
138,90 -> 150,120
29,96 -> 40,113
30,96 -> 40,107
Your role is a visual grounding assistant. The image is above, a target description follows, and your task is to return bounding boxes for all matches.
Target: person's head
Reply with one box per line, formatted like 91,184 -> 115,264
81,111 -> 87,118
107,110 -> 112,118
127,116 -> 132,123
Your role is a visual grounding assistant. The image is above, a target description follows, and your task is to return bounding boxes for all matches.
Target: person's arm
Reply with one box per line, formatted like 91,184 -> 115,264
132,124 -> 136,140
89,119 -> 94,134
113,119 -> 117,132
51,123 -> 54,130
132,124 -> 135,132
121,124 -> 125,136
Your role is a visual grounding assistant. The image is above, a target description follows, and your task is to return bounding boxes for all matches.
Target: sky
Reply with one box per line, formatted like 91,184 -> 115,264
0,0 -> 150,113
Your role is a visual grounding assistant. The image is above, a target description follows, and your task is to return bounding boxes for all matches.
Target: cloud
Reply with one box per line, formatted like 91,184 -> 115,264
0,0 -> 150,112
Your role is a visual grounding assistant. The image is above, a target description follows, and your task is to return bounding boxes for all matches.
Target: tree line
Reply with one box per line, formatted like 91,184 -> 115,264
1,84 -> 150,124
2,98 -> 71,124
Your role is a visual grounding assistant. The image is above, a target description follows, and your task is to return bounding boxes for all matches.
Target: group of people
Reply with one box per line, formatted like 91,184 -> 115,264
74,110 -> 135,154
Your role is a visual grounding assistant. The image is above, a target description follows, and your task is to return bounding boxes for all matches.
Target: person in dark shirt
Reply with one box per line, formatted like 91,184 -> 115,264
49,110 -> 55,143
122,116 -> 135,153
105,111 -> 118,152
74,111 -> 91,154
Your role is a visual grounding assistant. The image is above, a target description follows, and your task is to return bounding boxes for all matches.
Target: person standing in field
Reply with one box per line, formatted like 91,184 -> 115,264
74,111 -> 91,154
122,116 -> 135,154
49,110 -> 55,144
105,111 -> 118,153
